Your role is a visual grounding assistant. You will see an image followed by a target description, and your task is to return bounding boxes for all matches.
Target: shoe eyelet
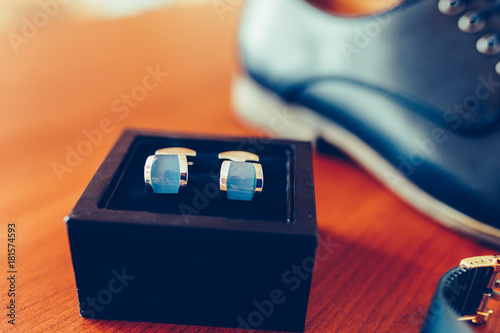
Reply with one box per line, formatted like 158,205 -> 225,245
438,0 -> 466,16
458,11 -> 486,33
477,33 -> 500,55
495,61 -> 500,75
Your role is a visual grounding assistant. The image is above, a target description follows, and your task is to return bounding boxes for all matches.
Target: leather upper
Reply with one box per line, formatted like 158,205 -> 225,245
238,0 -> 500,229
240,0 -> 500,132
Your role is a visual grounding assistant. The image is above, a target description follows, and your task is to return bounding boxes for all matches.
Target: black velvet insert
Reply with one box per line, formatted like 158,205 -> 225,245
98,135 -> 292,222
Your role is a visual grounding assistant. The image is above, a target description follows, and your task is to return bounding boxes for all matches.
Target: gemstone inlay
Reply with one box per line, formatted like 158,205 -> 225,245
227,161 -> 257,201
151,155 -> 181,193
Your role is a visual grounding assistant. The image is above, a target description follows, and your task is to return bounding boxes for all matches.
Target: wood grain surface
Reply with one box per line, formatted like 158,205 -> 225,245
0,1 -> 498,332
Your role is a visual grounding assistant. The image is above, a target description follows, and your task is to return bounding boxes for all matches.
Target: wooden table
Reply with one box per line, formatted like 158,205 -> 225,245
0,2 -> 498,332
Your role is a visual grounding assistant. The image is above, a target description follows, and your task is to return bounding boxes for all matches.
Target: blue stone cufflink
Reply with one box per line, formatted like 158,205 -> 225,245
144,147 -> 196,193
219,151 -> 264,201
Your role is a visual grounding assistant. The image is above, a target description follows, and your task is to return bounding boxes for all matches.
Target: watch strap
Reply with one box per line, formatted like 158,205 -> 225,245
421,255 -> 500,332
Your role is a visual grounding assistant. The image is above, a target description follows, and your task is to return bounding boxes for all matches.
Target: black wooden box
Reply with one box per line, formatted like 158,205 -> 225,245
66,129 -> 318,332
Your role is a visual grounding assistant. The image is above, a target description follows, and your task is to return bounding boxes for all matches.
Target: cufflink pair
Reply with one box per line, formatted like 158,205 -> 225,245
144,148 -> 263,201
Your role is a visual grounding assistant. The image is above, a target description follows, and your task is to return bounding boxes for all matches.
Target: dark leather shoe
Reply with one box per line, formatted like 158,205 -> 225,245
233,0 -> 500,246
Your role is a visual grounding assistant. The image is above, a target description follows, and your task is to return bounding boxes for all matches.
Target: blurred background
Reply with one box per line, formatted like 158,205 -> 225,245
0,0 -> 397,26
0,0 -> 245,201
0,0 -> 397,208
0,0 -> 208,25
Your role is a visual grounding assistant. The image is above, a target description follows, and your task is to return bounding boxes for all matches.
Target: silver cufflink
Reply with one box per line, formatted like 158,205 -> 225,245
144,147 -> 196,193
219,151 -> 263,201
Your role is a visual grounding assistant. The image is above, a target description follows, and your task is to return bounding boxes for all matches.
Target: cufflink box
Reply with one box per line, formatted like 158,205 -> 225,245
66,129 -> 318,332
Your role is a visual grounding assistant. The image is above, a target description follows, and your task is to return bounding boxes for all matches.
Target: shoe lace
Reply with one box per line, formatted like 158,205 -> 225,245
439,0 -> 500,73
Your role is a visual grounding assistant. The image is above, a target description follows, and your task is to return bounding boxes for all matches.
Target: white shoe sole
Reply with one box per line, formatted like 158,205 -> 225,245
232,74 -> 500,247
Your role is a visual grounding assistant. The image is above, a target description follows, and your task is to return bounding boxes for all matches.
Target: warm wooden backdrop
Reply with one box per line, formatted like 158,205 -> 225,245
0,1 -> 498,332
